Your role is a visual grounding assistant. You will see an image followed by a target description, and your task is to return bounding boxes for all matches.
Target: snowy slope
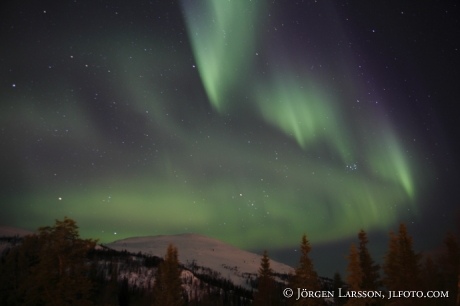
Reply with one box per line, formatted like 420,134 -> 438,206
0,226 -> 36,254
0,226 -> 35,237
106,233 -> 294,288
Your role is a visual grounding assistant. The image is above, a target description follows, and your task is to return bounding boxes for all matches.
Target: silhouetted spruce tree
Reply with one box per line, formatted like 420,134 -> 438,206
0,217 -> 96,305
288,234 -> 323,306
34,217 -> 97,305
357,229 -> 380,292
105,260 -> 119,305
423,254 -> 440,290
0,217 -> 97,305
0,233 -> 41,305
437,231 -> 460,306
382,231 -> 399,290
333,272 -> 347,306
118,277 -> 131,306
422,254 -> 441,306
152,243 -> 184,306
344,243 -> 367,306
383,223 -> 422,306
253,250 -> 280,306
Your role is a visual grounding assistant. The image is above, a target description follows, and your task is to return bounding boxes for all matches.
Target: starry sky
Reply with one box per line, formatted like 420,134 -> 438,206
1,0 -> 459,277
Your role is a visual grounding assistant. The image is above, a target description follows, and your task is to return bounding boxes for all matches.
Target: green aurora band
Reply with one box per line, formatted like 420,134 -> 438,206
1,1 -> 425,249
181,0 -> 264,112
179,0 -> 419,246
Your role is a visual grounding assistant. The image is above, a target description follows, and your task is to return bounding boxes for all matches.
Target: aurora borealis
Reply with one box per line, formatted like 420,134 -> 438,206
1,0 -> 458,276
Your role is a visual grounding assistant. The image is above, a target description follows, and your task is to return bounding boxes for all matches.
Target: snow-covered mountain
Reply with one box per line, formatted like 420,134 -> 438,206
0,226 -> 36,254
0,225 -> 35,237
106,233 -> 293,288
0,227 -> 333,304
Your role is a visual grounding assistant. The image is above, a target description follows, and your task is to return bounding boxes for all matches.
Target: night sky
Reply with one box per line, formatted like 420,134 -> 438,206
1,0 -> 459,277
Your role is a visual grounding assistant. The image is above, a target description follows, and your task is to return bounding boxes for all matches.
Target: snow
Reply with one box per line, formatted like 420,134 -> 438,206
0,226 -> 36,254
106,233 -> 294,288
0,225 -> 35,237
0,226 -> 294,290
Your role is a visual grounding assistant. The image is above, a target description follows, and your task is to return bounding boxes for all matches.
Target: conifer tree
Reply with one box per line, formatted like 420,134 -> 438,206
333,272 -> 347,306
344,243 -> 367,306
382,231 -> 399,290
288,234 -> 323,306
437,231 -> 459,306
0,217 -> 97,305
253,250 -> 280,306
152,243 -> 184,306
118,277 -> 131,306
357,229 -> 380,291
383,223 -> 421,305
153,262 -> 165,304
422,255 -> 441,306
105,260 -> 119,305
0,233 -> 41,305
32,217 -> 97,305
422,255 -> 439,290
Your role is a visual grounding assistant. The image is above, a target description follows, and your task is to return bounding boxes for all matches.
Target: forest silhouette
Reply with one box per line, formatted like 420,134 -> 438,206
0,217 -> 458,305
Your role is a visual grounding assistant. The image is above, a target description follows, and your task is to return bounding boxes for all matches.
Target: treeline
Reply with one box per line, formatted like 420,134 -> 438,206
0,217 -> 459,306
257,225 -> 459,306
0,217 -> 254,305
